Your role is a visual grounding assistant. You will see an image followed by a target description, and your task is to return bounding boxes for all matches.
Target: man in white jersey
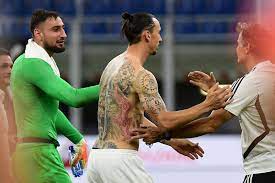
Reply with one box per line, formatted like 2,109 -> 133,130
132,22 -> 275,182
87,12 -> 231,183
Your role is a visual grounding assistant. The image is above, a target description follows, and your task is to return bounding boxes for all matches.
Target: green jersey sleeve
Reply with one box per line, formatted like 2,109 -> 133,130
23,59 -> 100,107
55,110 -> 83,144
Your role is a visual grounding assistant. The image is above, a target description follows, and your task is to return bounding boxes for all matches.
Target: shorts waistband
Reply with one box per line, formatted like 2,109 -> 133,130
91,148 -> 138,155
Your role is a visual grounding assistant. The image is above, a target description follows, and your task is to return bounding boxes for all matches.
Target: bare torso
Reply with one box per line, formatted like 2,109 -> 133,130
94,53 -> 144,150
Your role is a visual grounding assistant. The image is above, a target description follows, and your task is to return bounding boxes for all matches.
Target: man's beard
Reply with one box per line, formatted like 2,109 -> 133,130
44,42 -> 65,53
150,50 -> 157,55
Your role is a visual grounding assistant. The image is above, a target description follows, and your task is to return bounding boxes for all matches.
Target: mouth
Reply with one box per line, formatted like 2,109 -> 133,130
56,40 -> 65,45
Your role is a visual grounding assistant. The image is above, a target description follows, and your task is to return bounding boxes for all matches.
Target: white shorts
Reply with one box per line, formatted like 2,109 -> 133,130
87,149 -> 153,183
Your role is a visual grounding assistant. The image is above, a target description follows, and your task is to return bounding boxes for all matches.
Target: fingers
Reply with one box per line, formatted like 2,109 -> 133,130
223,98 -> 233,106
190,151 -> 199,159
130,134 -> 148,141
216,86 -> 230,98
215,87 -> 232,107
214,85 -> 228,95
71,153 -> 82,166
188,71 -> 209,78
210,72 -> 216,83
208,82 -> 219,93
131,128 -> 147,135
196,144 -> 205,154
189,80 -> 201,87
195,147 -> 204,157
80,144 -> 88,168
186,153 -> 196,160
130,128 -> 150,141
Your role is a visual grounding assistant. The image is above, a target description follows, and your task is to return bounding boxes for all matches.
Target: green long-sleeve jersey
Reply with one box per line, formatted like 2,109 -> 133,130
11,54 -> 99,144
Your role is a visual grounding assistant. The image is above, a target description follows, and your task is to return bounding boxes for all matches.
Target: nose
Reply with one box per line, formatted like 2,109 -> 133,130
8,66 -> 12,73
61,28 -> 67,38
159,37 -> 163,44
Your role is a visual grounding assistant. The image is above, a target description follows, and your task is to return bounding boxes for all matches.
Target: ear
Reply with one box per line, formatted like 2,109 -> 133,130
245,43 -> 251,54
143,30 -> 151,42
34,28 -> 42,40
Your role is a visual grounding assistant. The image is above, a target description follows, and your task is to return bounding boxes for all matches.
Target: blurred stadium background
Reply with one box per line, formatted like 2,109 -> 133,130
1,0 -> 274,182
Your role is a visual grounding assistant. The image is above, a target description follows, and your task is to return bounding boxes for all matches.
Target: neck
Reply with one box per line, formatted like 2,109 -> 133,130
33,39 -> 54,57
243,56 -> 265,72
126,43 -> 149,65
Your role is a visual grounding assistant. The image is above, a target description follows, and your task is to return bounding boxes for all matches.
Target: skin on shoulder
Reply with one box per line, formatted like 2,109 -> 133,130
133,68 -> 166,125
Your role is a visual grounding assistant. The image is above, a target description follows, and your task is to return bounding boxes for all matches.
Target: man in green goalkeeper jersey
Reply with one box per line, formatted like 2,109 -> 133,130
11,9 -> 100,183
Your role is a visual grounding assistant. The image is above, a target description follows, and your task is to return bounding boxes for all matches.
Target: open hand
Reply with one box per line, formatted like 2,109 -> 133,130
165,139 -> 204,160
188,71 -> 216,92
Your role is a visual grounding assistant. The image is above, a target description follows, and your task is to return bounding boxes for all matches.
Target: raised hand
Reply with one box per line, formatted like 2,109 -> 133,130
164,139 -> 204,160
188,71 -> 216,92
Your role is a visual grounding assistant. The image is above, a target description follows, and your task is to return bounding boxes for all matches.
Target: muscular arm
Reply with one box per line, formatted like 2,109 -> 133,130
134,69 -> 214,130
170,109 -> 234,138
23,59 -> 100,107
55,110 -> 83,144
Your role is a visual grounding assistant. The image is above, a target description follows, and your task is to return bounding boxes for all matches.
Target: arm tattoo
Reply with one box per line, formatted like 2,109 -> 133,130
135,69 -> 166,125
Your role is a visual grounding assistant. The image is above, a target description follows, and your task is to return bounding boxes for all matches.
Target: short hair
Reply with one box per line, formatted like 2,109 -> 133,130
236,22 -> 275,59
0,48 -> 10,57
30,9 -> 59,35
121,12 -> 155,45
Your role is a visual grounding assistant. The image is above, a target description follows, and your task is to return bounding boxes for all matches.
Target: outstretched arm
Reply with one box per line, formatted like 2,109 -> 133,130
139,117 -> 204,160
133,69 -> 231,130
132,109 -> 234,144
170,109 -> 234,138
23,59 -> 100,107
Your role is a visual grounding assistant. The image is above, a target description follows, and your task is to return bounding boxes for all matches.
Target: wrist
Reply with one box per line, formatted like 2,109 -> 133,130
158,130 -> 171,142
160,139 -> 169,145
201,101 -> 212,113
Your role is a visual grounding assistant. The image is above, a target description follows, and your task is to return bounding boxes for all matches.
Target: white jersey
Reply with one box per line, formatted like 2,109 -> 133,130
225,61 -> 275,175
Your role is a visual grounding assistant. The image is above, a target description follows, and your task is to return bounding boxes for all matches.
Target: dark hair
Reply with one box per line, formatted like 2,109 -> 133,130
30,9 -> 59,35
0,48 -> 10,57
237,22 -> 275,59
121,12 -> 155,45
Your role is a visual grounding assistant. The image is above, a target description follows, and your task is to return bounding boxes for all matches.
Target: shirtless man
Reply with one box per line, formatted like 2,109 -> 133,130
87,12 -> 231,183
0,48 -> 15,183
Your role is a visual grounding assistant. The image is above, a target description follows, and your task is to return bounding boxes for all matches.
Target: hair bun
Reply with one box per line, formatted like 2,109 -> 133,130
122,12 -> 133,22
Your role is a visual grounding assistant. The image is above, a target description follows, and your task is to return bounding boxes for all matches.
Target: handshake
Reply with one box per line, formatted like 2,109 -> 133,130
68,139 -> 88,177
